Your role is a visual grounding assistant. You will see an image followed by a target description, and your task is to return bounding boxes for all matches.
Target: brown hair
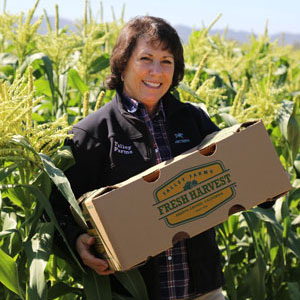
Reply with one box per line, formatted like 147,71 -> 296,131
106,16 -> 184,91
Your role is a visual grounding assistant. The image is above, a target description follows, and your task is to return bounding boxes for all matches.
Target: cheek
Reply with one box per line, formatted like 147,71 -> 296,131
166,70 -> 174,85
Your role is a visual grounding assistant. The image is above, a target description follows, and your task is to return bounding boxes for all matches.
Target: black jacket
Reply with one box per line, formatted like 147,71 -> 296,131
51,91 -> 224,299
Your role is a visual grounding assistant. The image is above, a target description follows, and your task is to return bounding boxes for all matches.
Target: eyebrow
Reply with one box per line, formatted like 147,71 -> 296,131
140,52 -> 174,59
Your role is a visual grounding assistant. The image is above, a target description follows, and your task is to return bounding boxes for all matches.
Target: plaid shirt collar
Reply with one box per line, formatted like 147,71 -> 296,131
122,94 -> 166,121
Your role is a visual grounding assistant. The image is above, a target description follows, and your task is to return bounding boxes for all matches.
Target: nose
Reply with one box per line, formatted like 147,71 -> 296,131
150,60 -> 162,75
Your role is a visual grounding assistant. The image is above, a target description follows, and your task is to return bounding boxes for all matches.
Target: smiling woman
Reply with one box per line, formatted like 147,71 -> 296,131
121,37 -> 175,115
51,15 -> 225,300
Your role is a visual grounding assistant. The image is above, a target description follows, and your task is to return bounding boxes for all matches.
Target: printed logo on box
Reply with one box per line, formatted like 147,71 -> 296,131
153,161 -> 236,227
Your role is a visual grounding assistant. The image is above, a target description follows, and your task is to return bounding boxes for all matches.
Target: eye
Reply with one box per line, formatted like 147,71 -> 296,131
162,59 -> 173,64
140,56 -> 151,61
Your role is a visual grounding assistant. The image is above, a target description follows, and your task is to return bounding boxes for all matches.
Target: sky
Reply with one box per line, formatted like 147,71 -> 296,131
3,0 -> 300,35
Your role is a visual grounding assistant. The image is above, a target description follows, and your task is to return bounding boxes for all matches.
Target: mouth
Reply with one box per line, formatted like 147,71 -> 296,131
143,80 -> 162,88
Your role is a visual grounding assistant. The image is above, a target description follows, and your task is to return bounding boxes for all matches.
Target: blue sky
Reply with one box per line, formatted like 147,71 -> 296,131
3,0 -> 300,35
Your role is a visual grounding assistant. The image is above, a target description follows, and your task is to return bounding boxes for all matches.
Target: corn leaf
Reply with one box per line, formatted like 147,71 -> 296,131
218,113 -> 238,127
47,282 -> 82,300
178,82 -> 205,102
251,207 -> 300,258
0,248 -> 25,299
89,53 -> 110,74
0,229 -> 18,238
68,69 -> 89,95
41,55 -> 55,101
112,293 -> 133,300
288,282 -> 300,300
249,253 -> 266,300
50,146 -> 75,173
287,114 -> 300,161
19,52 -> 48,75
24,222 -> 54,300
83,269 -> 112,300
0,164 -> 19,181
38,153 -> 85,226
278,100 -> 293,141
114,269 -> 149,300
3,183 -> 85,272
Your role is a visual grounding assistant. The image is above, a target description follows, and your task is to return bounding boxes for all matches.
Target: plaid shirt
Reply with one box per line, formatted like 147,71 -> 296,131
123,96 -> 193,300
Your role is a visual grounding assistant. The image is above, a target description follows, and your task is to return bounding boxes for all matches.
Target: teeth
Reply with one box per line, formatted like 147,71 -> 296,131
144,81 -> 160,88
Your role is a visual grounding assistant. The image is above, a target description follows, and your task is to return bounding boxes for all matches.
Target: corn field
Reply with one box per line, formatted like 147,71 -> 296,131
1,0 -> 300,299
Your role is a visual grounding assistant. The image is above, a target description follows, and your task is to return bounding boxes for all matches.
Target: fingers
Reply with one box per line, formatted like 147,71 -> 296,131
76,233 -> 115,275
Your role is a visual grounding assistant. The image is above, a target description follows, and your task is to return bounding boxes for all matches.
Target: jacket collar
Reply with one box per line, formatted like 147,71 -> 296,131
115,89 -> 187,120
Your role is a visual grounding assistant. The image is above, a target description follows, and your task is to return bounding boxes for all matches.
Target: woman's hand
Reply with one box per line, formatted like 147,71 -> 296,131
76,233 -> 115,275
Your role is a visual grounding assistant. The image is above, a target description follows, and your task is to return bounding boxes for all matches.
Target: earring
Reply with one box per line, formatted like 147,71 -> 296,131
121,74 -> 124,81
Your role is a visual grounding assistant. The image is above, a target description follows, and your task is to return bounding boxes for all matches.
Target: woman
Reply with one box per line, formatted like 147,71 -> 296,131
52,16 -> 225,300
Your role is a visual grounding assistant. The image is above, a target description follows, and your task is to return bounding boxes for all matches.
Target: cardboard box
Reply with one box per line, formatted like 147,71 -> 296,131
77,120 -> 292,271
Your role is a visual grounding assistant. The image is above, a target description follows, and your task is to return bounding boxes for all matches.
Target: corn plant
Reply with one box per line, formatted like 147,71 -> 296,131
0,67 -> 149,300
1,1 -> 300,299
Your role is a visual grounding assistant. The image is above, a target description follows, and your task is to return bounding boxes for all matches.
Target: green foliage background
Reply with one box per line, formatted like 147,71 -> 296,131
1,0 -> 300,299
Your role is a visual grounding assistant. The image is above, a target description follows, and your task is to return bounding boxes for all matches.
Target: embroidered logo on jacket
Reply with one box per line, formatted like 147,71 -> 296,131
114,141 -> 133,154
174,132 -> 190,144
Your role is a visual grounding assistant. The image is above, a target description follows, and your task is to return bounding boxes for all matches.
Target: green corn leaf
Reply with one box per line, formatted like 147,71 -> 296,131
114,269 -> 149,300
0,248 -> 25,299
89,53 -> 110,74
286,186 -> 300,203
24,201 -> 45,242
0,65 -> 15,78
227,214 -> 240,235
283,216 -> 291,240
287,114 -> 300,161
6,187 -> 30,210
2,183 -> 85,272
34,78 -> 52,97
2,211 -> 17,231
285,228 -> 300,258
47,282 -> 82,300
178,82 -> 205,103
269,246 -> 279,263
0,229 -> 19,238
10,135 -> 40,160
218,113 -> 238,127
50,146 -> 75,173
293,153 -> 300,176
19,52 -> 48,75
277,99 -> 300,161
58,72 -> 68,105
68,69 -> 89,95
252,207 -> 300,258
83,268 -> 112,300
38,153 -> 85,226
250,207 -> 282,231
24,222 -> 54,300
224,266 -> 237,300
249,253 -> 266,300
288,282 -> 300,300
278,100 -> 293,141
112,293 -> 133,300
41,55 -> 55,100
0,52 -> 18,66
291,215 -> 300,225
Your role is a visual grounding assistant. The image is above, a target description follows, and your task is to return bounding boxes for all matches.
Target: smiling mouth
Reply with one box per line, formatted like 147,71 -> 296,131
143,81 -> 162,88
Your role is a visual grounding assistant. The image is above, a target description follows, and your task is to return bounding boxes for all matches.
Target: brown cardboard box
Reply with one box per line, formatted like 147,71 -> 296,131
78,120 -> 292,271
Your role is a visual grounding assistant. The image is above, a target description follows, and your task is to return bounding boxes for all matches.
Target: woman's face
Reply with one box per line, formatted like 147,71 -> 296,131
122,36 -> 175,114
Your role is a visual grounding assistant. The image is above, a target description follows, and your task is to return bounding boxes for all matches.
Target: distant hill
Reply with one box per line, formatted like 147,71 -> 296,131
38,16 -> 77,33
38,16 -> 300,46
175,24 -> 300,46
